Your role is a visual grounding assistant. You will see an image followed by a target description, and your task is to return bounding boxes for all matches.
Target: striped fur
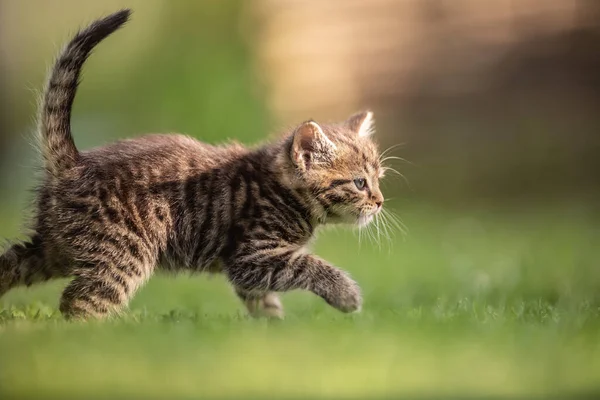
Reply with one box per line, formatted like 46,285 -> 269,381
0,10 -> 385,319
39,9 -> 131,177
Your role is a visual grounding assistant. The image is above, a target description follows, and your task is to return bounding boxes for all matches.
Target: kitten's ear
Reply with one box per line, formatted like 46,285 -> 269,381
346,110 -> 375,137
291,120 -> 336,170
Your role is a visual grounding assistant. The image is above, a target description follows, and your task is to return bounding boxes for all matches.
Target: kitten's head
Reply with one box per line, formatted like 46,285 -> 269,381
287,111 -> 384,227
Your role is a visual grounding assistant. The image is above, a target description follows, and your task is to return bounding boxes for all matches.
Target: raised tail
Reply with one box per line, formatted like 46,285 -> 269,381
39,9 -> 131,176
0,235 -> 52,297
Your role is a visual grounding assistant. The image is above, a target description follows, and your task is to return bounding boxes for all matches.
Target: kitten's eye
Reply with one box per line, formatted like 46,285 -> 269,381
354,178 -> 367,191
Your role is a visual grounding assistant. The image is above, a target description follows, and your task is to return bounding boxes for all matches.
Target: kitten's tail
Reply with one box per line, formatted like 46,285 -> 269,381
0,236 -> 51,298
39,9 -> 131,177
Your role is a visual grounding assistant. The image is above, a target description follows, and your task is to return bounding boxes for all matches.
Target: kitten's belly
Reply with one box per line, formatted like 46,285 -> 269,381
159,238 -> 225,273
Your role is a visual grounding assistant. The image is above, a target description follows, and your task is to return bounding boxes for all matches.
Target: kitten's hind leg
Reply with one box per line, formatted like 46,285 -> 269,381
0,235 -> 63,297
236,289 -> 284,319
59,260 -> 152,319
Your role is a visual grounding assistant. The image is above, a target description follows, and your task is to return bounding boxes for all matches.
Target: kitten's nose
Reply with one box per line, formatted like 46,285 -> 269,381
373,192 -> 384,209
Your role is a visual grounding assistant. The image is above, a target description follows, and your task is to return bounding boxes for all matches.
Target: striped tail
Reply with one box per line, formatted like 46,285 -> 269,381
39,9 -> 131,176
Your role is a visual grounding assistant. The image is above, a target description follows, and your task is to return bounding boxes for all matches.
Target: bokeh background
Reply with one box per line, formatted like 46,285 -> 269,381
1,1 -> 599,399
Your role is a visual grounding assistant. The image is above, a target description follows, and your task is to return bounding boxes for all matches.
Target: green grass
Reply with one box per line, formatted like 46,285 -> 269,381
1,202 -> 599,399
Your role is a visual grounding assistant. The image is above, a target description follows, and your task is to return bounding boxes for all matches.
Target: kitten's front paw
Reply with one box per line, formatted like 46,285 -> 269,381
327,275 -> 363,313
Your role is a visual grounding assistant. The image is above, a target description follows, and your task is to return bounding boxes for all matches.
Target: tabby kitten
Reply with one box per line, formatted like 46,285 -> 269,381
0,9 -> 385,319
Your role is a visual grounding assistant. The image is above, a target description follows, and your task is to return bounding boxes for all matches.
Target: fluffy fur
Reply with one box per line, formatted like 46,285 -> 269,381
0,9 -> 385,319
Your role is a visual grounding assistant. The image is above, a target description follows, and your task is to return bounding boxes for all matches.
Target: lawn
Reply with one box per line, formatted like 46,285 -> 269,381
1,201 -> 599,399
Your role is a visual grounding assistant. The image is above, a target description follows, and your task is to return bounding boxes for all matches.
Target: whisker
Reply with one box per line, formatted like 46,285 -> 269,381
385,210 -> 408,235
379,213 -> 394,254
366,220 -> 376,246
382,208 -> 408,237
382,212 -> 393,240
382,166 -> 411,188
378,214 -> 392,250
379,143 -> 406,159
357,222 -> 363,249
374,214 -> 382,250
380,156 -> 414,166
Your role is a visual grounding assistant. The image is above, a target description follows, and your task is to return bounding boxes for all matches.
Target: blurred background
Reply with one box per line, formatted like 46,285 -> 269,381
1,1 -> 600,398
2,0 -> 600,208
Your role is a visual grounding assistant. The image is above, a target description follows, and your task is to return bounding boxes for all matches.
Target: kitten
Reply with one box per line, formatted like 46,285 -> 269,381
0,9 -> 385,319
